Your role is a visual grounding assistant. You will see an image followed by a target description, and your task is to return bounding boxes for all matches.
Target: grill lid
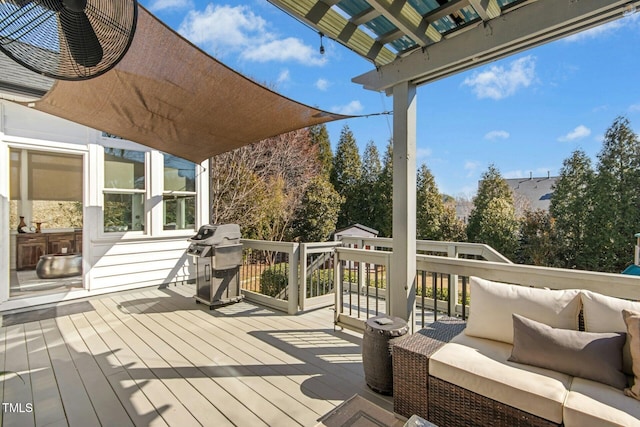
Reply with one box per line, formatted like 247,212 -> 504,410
189,224 -> 241,246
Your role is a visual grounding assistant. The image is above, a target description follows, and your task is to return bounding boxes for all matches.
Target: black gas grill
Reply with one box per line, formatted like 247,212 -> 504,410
187,224 -> 243,308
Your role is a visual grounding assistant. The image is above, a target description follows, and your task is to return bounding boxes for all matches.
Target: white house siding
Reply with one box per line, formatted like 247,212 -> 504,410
89,239 -> 194,290
0,100 -> 208,308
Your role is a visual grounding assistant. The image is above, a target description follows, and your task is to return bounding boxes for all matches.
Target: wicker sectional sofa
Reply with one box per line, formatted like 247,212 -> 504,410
393,276 -> 640,427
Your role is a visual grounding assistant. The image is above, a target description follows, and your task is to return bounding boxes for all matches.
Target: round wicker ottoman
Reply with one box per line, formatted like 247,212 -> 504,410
362,314 -> 409,395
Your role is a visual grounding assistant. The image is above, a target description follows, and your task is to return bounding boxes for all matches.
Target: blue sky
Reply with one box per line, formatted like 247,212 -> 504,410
143,0 -> 640,197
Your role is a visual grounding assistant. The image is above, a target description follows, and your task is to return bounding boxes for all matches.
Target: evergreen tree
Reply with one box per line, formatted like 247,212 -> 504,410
358,141 -> 382,229
467,165 -> 519,259
331,125 -> 362,228
440,203 -> 467,242
293,175 -> 344,242
376,139 -> 394,237
517,209 -> 557,266
588,116 -> 640,272
416,164 -> 444,240
549,149 -> 595,269
309,123 -> 333,178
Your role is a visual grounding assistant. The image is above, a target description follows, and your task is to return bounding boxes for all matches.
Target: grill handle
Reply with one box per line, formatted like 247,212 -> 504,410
205,264 -> 210,282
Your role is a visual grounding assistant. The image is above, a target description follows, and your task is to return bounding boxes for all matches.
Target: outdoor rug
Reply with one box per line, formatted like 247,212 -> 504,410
316,394 -> 404,427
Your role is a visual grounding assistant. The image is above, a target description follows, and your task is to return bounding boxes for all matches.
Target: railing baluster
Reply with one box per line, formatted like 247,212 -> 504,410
462,276 -> 467,320
375,264 -> 379,316
432,272 -> 438,322
348,260 -> 352,317
421,270 -> 426,328
366,262 -> 370,317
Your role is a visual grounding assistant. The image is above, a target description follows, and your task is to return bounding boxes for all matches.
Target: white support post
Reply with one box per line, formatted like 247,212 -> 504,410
390,81 -> 417,327
334,249 -> 342,325
288,243 -> 299,315
299,243 -> 308,311
0,143 -> 9,303
447,244 -> 459,316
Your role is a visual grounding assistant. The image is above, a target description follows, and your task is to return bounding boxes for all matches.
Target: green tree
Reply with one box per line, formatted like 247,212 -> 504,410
416,164 -> 444,240
549,149 -> 595,269
440,202 -> 467,242
358,141 -> 382,228
588,116 -> 640,272
517,209 -> 557,266
309,123 -> 333,178
467,165 -> 519,259
293,175 -> 344,242
331,125 -> 362,228
376,139 -> 394,237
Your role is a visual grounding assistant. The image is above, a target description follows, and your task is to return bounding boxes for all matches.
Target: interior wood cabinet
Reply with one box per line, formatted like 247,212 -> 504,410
47,233 -> 76,255
16,235 -> 47,270
16,230 -> 83,270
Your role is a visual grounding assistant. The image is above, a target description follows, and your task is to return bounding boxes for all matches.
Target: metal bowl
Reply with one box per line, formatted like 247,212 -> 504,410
36,254 -> 82,279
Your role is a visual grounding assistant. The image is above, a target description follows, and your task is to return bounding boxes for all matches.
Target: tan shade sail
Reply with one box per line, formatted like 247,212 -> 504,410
24,7 -> 349,164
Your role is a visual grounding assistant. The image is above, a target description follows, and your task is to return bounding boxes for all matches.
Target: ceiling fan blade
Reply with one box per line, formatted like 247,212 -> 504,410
59,8 -> 103,67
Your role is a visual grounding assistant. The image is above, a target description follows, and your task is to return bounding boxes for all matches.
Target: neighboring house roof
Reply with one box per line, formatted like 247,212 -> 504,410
458,174 -> 558,221
505,175 -> 558,213
334,223 -> 379,236
0,52 -> 53,98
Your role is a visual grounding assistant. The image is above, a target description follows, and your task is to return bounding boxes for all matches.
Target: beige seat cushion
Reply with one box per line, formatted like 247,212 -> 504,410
581,290 -> 640,375
464,276 -> 581,344
429,332 -> 571,424
564,377 -> 640,427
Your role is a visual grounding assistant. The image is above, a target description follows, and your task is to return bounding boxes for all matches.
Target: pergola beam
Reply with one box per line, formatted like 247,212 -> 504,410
467,0 -> 501,21
353,0 -> 640,91
351,7 -> 381,26
269,0 -> 396,65
367,0 -> 442,45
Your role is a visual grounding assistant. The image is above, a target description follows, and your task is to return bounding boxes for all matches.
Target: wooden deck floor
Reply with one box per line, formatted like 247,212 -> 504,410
0,284 -> 393,427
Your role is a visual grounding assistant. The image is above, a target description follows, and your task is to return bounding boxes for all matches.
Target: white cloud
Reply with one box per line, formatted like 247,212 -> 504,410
464,160 -> 480,177
178,5 -> 324,65
564,20 -> 625,42
484,130 -> 510,140
565,12 -> 640,42
148,0 -> 192,11
558,125 -> 591,142
630,104 -> 640,113
463,56 -> 536,100
277,69 -> 290,84
331,100 -> 364,115
417,148 -> 432,159
241,38 -> 326,65
315,78 -> 330,91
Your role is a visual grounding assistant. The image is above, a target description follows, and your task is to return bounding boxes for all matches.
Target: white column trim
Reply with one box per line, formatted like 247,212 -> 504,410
390,81 -> 417,326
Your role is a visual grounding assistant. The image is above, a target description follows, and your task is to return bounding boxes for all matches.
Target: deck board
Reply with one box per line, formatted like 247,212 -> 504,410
23,322 -> 67,427
54,316 -> 134,427
108,291 -> 322,426
0,327 -> 6,426
0,284 -> 393,426
3,324 -> 35,427
40,318 -> 102,427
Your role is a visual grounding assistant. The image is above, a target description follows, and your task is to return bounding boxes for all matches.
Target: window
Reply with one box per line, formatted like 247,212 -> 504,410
9,149 -> 83,230
104,148 -> 145,232
163,153 -> 196,230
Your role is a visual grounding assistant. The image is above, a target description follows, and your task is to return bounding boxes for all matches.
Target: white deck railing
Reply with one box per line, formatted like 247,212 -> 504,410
240,239 -> 339,314
331,246 -> 640,331
240,237 -> 640,330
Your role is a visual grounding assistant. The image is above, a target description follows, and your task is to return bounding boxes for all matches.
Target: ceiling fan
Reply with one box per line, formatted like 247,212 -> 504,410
0,0 -> 137,80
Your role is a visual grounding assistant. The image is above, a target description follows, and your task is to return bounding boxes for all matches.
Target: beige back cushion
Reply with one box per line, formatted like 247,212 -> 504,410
581,290 -> 640,375
465,276 -> 581,344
